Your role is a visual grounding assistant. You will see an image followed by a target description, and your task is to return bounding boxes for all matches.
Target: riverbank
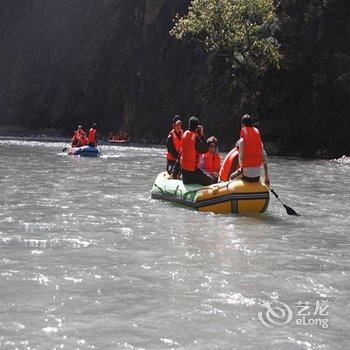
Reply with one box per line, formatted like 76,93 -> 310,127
0,128 -> 157,149
0,127 -> 348,159
0,126 -> 68,142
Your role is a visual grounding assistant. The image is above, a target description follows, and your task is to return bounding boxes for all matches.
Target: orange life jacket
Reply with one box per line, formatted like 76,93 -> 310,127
71,130 -> 82,147
202,152 -> 221,174
180,130 -> 199,172
79,136 -> 89,146
219,147 -> 240,182
88,128 -> 97,144
166,129 -> 183,161
241,126 -> 263,168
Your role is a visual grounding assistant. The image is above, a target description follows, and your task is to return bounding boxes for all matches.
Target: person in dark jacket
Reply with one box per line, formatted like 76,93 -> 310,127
180,117 -> 214,185
165,115 -> 183,174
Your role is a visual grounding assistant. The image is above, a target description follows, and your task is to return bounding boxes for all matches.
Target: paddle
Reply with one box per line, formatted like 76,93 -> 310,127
269,187 -> 299,216
62,147 -> 68,152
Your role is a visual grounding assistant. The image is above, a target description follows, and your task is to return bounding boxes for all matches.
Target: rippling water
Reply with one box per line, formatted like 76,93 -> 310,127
0,140 -> 349,349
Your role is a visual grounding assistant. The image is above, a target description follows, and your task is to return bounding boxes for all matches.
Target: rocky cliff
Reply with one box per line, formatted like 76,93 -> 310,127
0,0 -> 349,157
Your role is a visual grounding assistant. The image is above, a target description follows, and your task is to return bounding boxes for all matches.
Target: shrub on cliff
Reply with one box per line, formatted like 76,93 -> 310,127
170,0 -> 282,110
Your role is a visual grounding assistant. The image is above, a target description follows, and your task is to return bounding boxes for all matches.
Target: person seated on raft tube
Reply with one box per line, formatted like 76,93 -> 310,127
78,132 -> 89,146
230,114 -> 270,186
88,123 -> 98,147
219,146 -> 239,182
71,125 -> 84,147
180,117 -> 215,186
199,136 -> 221,182
165,115 -> 183,174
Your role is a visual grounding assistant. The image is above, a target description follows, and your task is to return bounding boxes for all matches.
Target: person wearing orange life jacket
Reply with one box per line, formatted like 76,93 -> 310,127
230,114 -> 270,186
219,146 -> 239,182
78,132 -> 89,146
165,115 -> 183,175
88,123 -> 98,147
199,136 -> 221,182
180,117 -> 214,185
71,125 -> 83,147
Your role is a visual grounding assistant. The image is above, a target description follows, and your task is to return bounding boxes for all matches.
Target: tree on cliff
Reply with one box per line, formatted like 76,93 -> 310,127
170,0 -> 282,113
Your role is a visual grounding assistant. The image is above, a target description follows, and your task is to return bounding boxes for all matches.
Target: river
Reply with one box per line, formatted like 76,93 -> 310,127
0,140 -> 349,349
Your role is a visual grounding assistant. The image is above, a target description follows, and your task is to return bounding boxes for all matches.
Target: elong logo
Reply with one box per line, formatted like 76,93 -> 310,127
258,300 -> 329,328
258,300 -> 293,327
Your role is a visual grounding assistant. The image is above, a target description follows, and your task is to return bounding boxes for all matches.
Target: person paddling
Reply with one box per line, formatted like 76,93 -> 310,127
180,117 -> 214,185
88,123 -> 98,147
166,115 -> 183,174
230,114 -> 270,186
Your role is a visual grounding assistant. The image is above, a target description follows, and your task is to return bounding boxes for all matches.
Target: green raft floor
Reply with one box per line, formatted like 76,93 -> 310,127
151,172 -> 202,207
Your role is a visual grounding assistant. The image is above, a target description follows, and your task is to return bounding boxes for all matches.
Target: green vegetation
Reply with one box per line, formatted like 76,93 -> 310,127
171,0 -> 282,94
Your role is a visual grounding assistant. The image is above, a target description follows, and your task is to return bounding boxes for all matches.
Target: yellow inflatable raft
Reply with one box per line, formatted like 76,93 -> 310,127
151,172 -> 269,214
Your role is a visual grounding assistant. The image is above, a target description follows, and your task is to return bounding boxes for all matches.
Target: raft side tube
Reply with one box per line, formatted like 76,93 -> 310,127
151,172 -> 269,214
67,145 -> 100,157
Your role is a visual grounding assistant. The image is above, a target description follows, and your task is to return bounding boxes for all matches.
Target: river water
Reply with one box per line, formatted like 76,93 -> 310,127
0,140 -> 349,350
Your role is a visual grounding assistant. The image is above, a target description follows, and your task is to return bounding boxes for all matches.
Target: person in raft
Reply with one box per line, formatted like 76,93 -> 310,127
88,123 -> 98,147
71,125 -> 84,147
230,114 -> 270,186
78,131 -> 89,146
199,136 -> 221,182
180,116 -> 214,185
165,115 -> 183,175
219,145 -> 239,182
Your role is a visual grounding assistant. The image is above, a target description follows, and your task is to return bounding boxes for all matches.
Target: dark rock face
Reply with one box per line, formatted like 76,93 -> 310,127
0,0 -> 349,157
260,0 -> 350,157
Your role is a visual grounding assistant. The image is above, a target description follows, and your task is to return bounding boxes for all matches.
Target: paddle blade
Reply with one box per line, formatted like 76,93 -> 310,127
284,204 -> 299,216
62,147 -> 67,152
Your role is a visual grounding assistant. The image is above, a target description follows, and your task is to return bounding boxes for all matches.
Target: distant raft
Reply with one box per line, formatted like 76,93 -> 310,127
67,145 -> 100,157
151,172 -> 269,214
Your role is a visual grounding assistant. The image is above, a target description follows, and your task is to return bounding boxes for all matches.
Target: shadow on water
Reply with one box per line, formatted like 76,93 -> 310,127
167,199 -> 292,226
236,211 -> 291,225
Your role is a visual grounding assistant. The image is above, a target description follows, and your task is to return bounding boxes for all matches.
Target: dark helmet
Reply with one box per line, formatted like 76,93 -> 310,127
241,114 -> 253,126
188,116 -> 199,131
172,115 -> 182,125
207,136 -> 218,145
